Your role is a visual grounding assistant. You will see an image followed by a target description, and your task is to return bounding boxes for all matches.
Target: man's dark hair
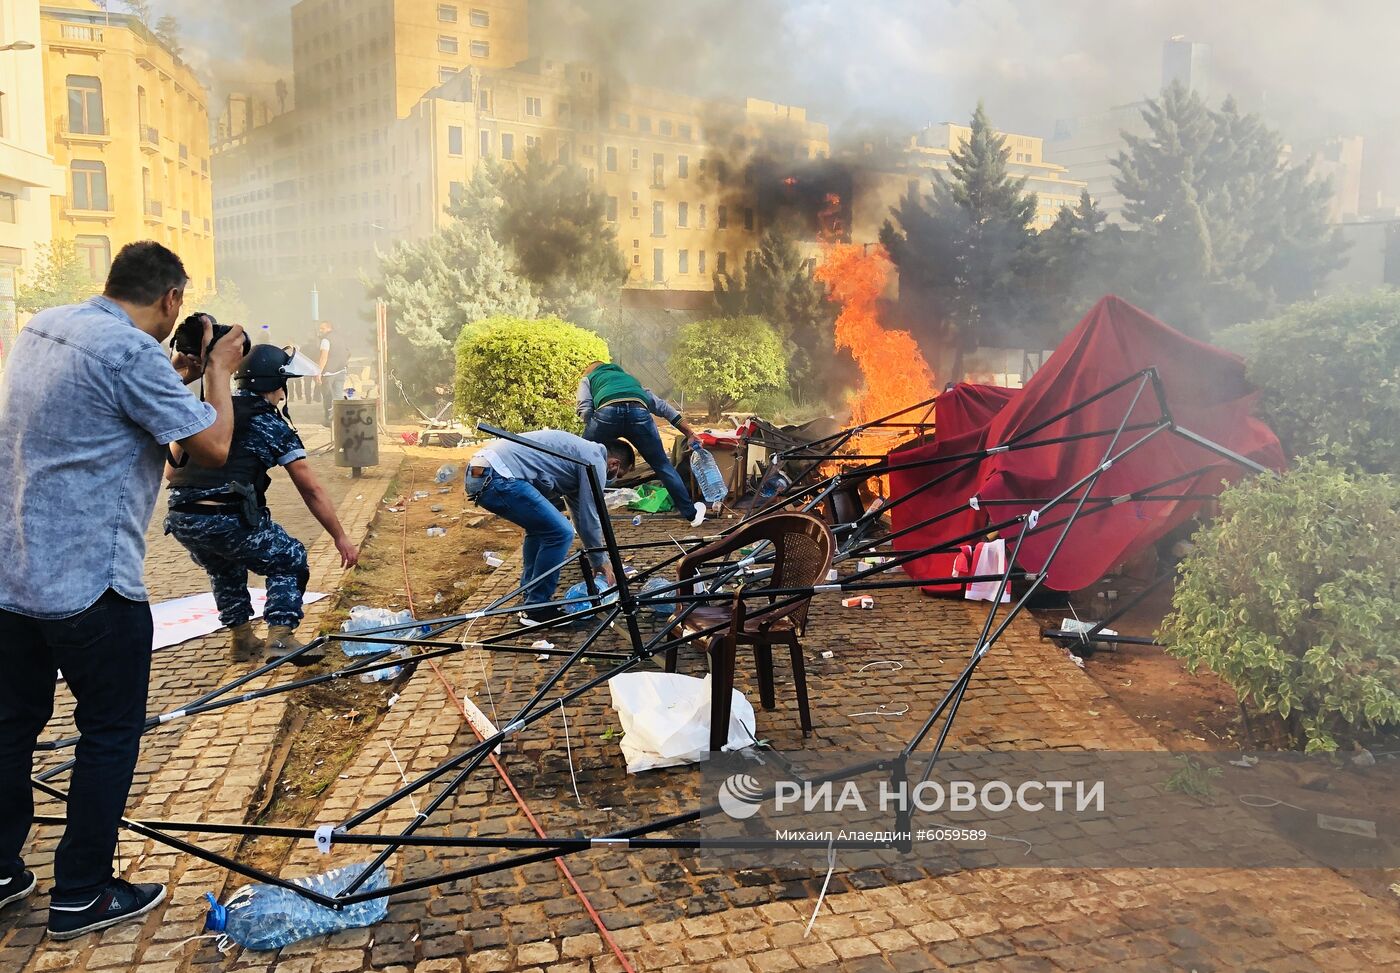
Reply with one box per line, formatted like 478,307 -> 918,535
103,241 -> 188,306
604,440 -> 636,471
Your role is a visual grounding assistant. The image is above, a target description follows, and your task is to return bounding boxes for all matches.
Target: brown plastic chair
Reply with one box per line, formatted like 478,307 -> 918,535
664,511 -> 835,750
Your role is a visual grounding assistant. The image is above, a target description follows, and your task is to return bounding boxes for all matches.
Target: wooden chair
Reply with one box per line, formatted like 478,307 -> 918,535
664,512 -> 835,750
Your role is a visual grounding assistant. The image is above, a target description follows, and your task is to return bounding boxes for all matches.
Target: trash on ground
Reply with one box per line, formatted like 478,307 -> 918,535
434,464 -> 458,483
842,595 -> 874,609
426,526 -> 447,537
204,862 -> 390,950
604,487 -> 641,509
484,551 -> 505,568
608,671 -> 756,773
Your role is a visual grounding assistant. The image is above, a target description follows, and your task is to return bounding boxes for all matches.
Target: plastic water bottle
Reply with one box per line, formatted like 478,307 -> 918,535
639,576 -> 676,616
359,647 -> 411,683
204,861 -> 390,951
689,443 -> 728,505
757,464 -> 790,500
561,580 -> 619,616
434,464 -> 458,483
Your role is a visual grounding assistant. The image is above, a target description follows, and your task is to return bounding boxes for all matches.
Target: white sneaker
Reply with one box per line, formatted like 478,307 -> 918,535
690,502 -> 707,528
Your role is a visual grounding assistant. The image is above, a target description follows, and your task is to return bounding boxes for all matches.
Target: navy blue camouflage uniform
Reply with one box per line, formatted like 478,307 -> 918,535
164,392 -> 311,630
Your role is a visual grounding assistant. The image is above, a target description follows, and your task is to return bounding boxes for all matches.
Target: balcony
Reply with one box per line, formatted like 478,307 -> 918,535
63,194 -> 116,222
56,116 -> 112,145
140,127 -> 160,152
143,199 -> 163,222
178,144 -> 189,168
182,210 -> 191,227
52,23 -> 104,52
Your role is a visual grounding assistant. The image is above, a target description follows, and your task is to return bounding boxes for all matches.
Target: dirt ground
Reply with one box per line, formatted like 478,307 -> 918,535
233,447 -> 523,885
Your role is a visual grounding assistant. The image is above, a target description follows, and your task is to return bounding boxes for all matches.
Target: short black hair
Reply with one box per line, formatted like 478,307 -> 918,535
103,241 -> 188,306
604,440 -> 636,471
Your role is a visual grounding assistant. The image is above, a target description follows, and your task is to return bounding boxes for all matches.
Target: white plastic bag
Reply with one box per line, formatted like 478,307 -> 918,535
607,672 -> 757,773
603,488 -> 641,509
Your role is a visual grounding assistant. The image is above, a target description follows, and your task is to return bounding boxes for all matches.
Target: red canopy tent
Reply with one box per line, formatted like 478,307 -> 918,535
889,296 -> 1287,594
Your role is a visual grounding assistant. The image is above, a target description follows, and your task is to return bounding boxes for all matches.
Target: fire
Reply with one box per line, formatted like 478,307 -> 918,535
814,242 -> 937,445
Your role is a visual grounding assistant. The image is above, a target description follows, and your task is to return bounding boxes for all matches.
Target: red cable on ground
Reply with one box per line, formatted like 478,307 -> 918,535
398,467 -> 635,973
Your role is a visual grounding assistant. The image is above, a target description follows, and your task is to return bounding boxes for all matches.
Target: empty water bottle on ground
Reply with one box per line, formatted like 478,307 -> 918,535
689,442 -> 728,505
639,576 -> 676,616
434,464 -> 458,484
756,464 -> 789,500
562,580 -> 619,616
359,646 -> 412,683
204,861 -> 390,951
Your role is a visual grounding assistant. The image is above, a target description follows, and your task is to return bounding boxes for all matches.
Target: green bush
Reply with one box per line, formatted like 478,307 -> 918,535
455,315 -> 608,431
669,316 -> 787,418
1219,290 -> 1400,474
1159,459 -> 1400,752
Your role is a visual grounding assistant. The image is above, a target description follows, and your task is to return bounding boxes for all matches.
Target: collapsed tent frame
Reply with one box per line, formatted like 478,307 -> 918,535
30,367 -> 1271,909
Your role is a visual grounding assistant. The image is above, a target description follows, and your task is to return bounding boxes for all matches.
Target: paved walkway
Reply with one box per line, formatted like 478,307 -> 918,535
4,477 -> 1399,972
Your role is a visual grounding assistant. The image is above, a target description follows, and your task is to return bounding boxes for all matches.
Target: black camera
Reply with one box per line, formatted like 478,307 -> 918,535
171,312 -> 251,359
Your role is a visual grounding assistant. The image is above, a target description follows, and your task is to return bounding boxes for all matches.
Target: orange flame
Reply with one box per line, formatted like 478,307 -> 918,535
815,242 -> 937,441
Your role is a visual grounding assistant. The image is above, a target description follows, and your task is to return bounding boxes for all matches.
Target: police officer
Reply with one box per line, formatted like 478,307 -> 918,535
165,342 -> 360,663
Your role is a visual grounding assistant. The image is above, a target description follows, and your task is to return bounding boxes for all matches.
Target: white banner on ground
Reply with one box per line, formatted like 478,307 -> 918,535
151,588 -> 327,652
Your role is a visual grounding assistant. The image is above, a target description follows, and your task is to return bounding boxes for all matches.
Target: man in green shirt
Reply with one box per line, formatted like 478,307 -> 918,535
576,362 -> 706,527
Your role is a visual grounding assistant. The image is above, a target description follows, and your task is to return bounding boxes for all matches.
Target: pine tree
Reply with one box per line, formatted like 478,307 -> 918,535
124,0 -> 153,28
154,14 -> 182,57
1113,84 -> 1346,335
881,103 -> 1042,372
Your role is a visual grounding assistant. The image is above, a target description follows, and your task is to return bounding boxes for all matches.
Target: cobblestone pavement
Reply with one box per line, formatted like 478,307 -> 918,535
5,487 -> 1400,972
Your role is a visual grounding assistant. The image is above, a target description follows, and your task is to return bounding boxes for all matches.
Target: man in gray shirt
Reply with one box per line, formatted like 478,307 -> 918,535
465,430 -> 634,626
0,242 -> 244,940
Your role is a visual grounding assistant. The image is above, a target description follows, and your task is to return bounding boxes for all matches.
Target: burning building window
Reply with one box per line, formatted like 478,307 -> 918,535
744,207 -> 755,231
716,251 -> 727,274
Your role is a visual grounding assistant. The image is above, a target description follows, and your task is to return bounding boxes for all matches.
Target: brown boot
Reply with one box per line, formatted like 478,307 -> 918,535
229,621 -> 261,663
265,624 -> 325,667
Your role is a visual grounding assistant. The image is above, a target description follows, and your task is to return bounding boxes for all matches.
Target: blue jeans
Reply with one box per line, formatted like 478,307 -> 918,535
0,590 -> 152,901
467,470 -> 574,606
586,403 -> 695,512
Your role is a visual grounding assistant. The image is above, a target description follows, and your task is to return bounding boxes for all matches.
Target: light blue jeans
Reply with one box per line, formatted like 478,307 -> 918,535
466,470 -> 574,606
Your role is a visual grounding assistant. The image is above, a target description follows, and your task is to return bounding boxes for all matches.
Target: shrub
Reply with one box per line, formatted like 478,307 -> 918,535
1159,459 -> 1400,752
1219,290 -> 1400,474
455,315 -> 608,432
669,316 -> 787,417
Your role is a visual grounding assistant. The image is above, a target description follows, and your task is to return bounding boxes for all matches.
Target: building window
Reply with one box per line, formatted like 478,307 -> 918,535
717,251 -> 728,274
439,66 -> 457,84
698,250 -> 706,275
66,75 -> 104,135
448,125 -> 463,155
680,123 -> 693,140
653,249 -> 664,283
469,8 -> 489,27
438,3 -> 458,22
470,40 -> 489,57
615,113 -> 629,129
0,192 -> 15,223
660,120 -> 673,136
698,203 -> 707,228
630,148 -> 639,171
74,235 -> 111,280
70,160 -> 108,210
525,96 -> 542,117
605,196 -> 618,222
501,132 -> 514,160
677,155 -> 689,179
605,146 -> 617,172
438,34 -> 458,54
678,249 -> 689,274
479,129 -> 491,157
677,201 -> 688,228
478,89 -> 492,112
450,181 -> 466,205
525,135 -> 538,149
652,201 -> 664,236
638,116 -> 651,133
744,207 -> 755,231
652,153 -> 664,187
717,205 -> 728,229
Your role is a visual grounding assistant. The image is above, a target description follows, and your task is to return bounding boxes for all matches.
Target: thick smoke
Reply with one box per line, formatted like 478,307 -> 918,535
164,1 -> 1397,144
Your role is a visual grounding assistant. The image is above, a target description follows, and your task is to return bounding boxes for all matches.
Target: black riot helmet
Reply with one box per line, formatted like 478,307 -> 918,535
234,344 -> 321,393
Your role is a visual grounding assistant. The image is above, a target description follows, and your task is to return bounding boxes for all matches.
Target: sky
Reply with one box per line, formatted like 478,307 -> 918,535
153,0 -> 1399,144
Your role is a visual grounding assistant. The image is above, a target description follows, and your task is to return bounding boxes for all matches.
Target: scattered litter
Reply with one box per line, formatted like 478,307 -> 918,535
842,595 -> 874,609
465,515 -> 487,527
430,504 -> 444,513
339,775 -> 349,780
452,581 -> 469,589
438,487 -> 452,494
314,760 -> 324,767
848,703 -> 910,718
825,569 -> 839,582
857,660 -> 903,673
1229,755 -> 1260,769
355,494 -> 364,501
857,557 -> 889,571
434,464 -> 458,483
632,515 -> 643,526
531,639 -> 556,651
1317,814 -> 1378,839
387,693 -> 400,708
411,491 -> 430,501
433,592 -> 444,605
604,488 -> 641,509
483,551 -> 505,568
426,527 -> 447,537
1067,652 -> 1085,669
537,653 -> 550,661
820,650 -> 834,659
386,507 -> 405,513
1352,749 -> 1377,768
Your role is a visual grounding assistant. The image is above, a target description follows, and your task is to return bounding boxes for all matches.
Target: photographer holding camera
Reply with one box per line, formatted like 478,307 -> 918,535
0,242 -> 244,939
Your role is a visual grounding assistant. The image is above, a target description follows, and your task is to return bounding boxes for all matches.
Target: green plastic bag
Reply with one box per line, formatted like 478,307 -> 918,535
628,483 -> 675,513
